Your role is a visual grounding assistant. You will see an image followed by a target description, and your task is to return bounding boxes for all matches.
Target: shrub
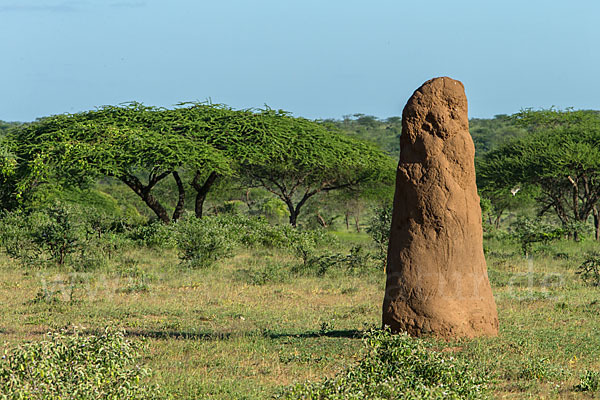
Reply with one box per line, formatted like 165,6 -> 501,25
0,327 -> 168,399
174,216 -> 236,268
128,221 -> 176,248
293,246 -> 375,276
366,205 -> 392,266
576,252 -> 600,286
0,210 -> 41,266
510,216 -> 563,256
33,203 -> 87,265
277,329 -> 489,400
0,203 -> 89,267
574,369 -> 600,392
172,214 -> 337,268
0,203 -> 130,270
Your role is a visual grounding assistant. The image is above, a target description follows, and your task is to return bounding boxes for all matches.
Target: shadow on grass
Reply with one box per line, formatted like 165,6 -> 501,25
267,329 -> 362,339
122,328 -> 363,341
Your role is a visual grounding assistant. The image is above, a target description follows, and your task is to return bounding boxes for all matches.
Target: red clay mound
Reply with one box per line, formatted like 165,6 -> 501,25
382,77 -> 499,338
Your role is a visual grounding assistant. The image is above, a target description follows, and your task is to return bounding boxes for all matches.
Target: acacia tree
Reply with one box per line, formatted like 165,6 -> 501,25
9,104 -> 230,223
241,115 -> 396,226
478,109 -> 600,239
161,105 -> 295,218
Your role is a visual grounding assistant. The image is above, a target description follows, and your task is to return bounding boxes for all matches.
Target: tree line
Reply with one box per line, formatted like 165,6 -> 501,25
2,106 -> 599,240
0,103 -> 395,227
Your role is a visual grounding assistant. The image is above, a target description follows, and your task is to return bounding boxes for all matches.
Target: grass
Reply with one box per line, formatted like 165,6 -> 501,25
0,232 -> 599,398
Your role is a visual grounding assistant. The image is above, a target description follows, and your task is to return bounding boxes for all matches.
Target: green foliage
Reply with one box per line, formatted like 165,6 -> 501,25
293,245 -> 374,276
0,210 -> 43,265
0,327 -> 168,399
0,203 -> 87,267
172,214 -> 337,268
128,221 -> 177,248
242,112 -> 396,226
174,216 -> 237,268
574,369 -> 600,392
469,114 -> 527,155
33,202 -> 87,265
366,205 -> 392,265
0,203 -> 130,269
478,109 -> 600,238
323,114 -> 402,157
285,228 -> 337,266
277,329 -> 489,400
517,358 -> 565,381
576,252 -> 600,286
510,216 -> 563,256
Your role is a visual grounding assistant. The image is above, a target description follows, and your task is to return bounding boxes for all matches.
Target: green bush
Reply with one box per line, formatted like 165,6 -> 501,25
0,210 -> 42,266
510,216 -> 564,256
293,246 -> 374,276
0,327 -> 168,400
0,203 -> 130,269
366,205 -> 392,266
33,203 -> 87,265
0,203 -> 89,267
128,221 -> 177,248
174,216 -> 236,268
576,252 -> 600,286
172,214 -> 337,268
574,369 -> 600,392
277,329 -> 489,400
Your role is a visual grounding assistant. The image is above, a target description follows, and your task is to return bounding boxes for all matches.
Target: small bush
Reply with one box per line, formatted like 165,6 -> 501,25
0,327 -> 168,400
174,216 -> 236,268
293,246 -> 375,276
518,358 -> 565,381
233,262 -> 289,285
277,329 -> 489,400
366,205 -> 392,266
574,369 -> 600,392
173,214 -> 337,268
128,221 -> 176,248
0,210 -> 42,266
0,203 -> 129,269
286,228 -> 337,266
576,252 -> 600,286
510,216 -> 563,256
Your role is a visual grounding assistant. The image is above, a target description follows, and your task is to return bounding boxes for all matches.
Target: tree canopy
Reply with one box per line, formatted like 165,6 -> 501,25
478,109 -> 600,239
242,115 -> 396,226
5,103 -> 395,225
7,104 -> 230,223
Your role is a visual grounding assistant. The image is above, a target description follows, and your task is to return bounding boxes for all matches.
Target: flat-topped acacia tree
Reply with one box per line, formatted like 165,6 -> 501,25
9,103 -> 394,225
9,104 -> 231,223
240,114 -> 396,226
160,105 -> 295,218
478,109 -> 600,240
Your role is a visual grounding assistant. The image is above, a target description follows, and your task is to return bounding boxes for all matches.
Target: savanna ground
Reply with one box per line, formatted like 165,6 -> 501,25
1,231 -> 599,399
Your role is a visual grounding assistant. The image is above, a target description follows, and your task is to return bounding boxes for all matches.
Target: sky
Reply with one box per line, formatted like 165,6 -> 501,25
1,0 -> 599,122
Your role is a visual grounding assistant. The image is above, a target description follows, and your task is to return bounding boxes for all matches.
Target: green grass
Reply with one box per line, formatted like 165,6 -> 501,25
0,236 -> 599,398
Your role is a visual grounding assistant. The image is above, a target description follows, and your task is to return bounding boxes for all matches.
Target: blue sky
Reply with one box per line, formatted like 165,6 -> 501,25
1,0 -> 598,121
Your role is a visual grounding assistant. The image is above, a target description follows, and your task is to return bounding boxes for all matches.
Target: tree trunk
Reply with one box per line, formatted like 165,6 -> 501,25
316,212 -> 327,228
285,199 -> 299,227
192,171 -> 218,218
594,206 -> 600,241
354,214 -> 361,232
172,171 -> 185,222
120,174 -> 171,224
344,210 -> 350,230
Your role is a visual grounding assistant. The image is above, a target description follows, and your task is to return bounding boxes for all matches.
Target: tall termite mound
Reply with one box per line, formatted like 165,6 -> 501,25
382,77 -> 499,338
